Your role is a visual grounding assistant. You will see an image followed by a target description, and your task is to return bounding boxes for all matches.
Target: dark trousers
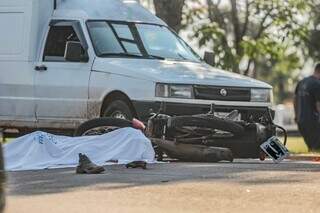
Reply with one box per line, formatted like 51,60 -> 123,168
298,122 -> 320,150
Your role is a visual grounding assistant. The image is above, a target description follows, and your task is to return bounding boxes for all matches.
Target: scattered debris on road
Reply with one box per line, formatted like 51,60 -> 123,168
126,161 -> 147,170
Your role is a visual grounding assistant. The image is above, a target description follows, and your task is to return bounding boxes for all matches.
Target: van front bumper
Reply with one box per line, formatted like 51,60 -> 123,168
132,101 -> 273,122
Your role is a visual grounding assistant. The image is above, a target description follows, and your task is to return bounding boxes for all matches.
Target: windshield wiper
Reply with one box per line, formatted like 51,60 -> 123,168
148,55 -> 166,60
177,53 -> 188,60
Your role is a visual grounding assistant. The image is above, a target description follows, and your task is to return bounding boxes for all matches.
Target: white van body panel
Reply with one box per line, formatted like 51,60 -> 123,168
0,0 -> 52,128
92,58 -> 272,88
0,0 -> 52,61
34,60 -> 92,128
88,68 -> 156,118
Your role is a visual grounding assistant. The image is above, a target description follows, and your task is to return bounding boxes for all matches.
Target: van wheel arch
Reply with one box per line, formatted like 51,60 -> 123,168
100,91 -> 137,119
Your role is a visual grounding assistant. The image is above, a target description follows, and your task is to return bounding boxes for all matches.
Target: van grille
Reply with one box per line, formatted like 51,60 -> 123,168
194,86 -> 251,101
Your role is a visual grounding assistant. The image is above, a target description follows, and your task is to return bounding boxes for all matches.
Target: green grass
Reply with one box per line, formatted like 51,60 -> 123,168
1,138 -> 14,144
284,137 -> 309,154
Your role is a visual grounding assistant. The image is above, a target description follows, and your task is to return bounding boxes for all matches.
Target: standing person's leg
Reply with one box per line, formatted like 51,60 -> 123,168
298,123 -> 315,150
310,122 -> 320,150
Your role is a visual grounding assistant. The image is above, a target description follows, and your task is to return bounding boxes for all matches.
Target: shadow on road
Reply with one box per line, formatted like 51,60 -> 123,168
7,160 -> 320,196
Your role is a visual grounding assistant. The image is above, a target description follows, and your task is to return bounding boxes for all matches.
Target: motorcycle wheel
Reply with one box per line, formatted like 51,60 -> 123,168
74,118 -> 133,136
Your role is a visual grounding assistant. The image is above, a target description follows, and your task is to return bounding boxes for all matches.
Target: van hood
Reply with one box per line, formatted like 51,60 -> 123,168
92,58 -> 272,89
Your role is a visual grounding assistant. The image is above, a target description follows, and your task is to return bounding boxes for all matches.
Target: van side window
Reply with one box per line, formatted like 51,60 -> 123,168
43,26 -> 80,62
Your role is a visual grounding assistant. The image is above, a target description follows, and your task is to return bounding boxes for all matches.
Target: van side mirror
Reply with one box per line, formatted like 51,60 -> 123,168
64,41 -> 89,62
203,51 -> 215,66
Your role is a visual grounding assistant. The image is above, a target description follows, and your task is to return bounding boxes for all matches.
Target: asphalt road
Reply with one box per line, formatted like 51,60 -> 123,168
5,159 -> 320,213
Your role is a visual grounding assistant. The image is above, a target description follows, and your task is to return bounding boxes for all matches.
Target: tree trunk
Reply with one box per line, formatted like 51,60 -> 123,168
153,0 -> 185,33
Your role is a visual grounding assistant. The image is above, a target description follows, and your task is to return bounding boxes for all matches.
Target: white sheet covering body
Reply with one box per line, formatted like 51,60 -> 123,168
4,128 -> 155,171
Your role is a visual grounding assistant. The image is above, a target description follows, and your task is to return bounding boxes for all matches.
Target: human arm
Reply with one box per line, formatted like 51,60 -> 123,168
315,82 -> 320,122
293,95 -> 298,123
316,82 -> 320,113
293,83 -> 300,123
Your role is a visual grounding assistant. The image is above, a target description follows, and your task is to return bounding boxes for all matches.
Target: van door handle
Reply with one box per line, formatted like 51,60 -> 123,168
35,65 -> 47,71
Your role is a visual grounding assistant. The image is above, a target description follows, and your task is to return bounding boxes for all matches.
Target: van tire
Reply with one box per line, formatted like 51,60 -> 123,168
74,118 -> 133,136
102,100 -> 133,120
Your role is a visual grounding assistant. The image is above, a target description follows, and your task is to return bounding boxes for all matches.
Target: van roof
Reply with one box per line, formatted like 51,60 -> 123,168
54,0 -> 166,25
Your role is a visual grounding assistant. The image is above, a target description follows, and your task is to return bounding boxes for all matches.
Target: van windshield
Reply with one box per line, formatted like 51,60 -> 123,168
87,21 -> 201,62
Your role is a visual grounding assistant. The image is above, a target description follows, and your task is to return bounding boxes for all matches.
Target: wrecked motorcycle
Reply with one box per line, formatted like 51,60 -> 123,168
74,103 -> 289,163
146,104 -> 288,162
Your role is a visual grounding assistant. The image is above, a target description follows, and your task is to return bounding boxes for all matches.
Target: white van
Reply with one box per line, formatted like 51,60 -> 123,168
0,0 -> 272,135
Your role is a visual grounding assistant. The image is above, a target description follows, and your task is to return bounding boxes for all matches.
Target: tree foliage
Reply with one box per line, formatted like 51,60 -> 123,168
188,0 -> 311,73
184,0 -> 313,103
305,1 -> 320,61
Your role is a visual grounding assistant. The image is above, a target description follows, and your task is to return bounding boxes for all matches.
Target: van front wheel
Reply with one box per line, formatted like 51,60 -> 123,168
102,100 -> 133,120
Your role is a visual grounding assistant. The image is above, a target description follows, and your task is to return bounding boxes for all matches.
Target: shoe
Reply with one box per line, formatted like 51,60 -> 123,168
76,153 -> 105,174
125,161 -> 147,169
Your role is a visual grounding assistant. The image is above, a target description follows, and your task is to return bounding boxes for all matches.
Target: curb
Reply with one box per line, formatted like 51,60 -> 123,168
288,155 -> 320,162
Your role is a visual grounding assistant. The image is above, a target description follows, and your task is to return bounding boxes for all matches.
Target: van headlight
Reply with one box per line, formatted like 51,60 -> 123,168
156,83 -> 194,99
251,88 -> 272,102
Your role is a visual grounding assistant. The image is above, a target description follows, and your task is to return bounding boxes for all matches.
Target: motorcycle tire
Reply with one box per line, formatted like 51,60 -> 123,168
74,117 -> 133,136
